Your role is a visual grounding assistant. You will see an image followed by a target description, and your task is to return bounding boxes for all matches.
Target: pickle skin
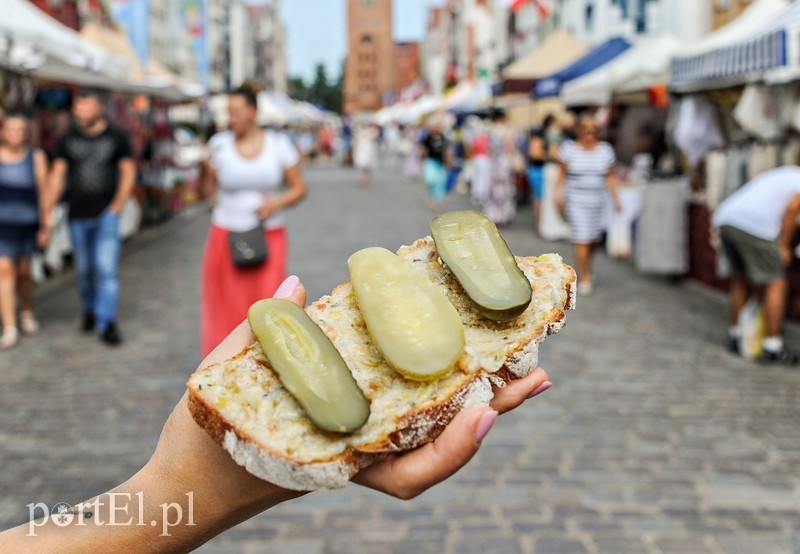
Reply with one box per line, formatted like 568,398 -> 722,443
348,247 -> 466,382
431,211 -> 532,322
248,299 -> 370,434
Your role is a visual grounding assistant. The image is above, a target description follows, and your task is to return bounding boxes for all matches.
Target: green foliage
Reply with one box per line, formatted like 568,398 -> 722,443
289,62 -> 344,114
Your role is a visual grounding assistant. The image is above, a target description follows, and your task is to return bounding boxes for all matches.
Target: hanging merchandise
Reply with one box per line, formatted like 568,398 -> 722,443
636,178 -> 689,275
734,85 -> 776,139
673,96 -> 725,168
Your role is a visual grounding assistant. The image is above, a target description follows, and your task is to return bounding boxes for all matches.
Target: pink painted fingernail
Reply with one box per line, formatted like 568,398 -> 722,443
526,381 -> 553,399
474,410 -> 498,443
274,275 -> 300,299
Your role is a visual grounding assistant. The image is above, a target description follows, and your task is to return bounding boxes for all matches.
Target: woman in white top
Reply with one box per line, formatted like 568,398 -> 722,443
555,116 -> 620,296
200,86 -> 306,355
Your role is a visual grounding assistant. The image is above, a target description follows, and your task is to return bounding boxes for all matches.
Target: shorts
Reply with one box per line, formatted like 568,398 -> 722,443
0,224 -> 37,260
719,225 -> 784,284
527,166 -> 545,200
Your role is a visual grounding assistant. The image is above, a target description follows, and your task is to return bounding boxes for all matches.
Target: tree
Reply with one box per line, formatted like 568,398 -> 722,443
288,62 -> 343,114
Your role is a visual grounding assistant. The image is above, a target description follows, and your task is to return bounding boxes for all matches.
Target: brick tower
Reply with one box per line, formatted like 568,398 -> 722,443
344,0 -> 395,113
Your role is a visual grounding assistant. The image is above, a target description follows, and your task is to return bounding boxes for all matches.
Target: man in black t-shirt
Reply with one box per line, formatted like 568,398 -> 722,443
50,89 -> 136,346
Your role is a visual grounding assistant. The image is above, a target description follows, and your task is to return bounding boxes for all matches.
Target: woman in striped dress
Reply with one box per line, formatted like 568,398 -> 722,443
555,116 -> 621,295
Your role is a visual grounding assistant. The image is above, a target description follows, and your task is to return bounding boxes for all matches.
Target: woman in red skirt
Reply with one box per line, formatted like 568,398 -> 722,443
200,86 -> 307,355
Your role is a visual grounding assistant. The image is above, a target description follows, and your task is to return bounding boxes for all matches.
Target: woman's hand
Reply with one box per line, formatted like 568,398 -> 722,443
0,275 -> 553,551
36,228 -> 50,249
256,198 -> 281,220
353,367 -> 551,499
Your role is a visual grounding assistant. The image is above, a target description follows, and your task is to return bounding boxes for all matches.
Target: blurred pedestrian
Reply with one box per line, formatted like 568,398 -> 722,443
0,113 -> 50,349
469,118 -> 491,205
713,166 -> 800,365
50,89 -> 136,346
527,115 -> 558,232
484,109 -> 517,227
402,125 -> 422,180
200,86 -> 307,356
318,125 -> 334,160
555,115 -> 621,295
353,124 -> 379,186
422,118 -> 449,207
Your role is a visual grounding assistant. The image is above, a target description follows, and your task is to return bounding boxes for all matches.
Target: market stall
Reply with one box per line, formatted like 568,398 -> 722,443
668,0 -> 800,317
561,35 -> 682,107
501,29 -> 588,94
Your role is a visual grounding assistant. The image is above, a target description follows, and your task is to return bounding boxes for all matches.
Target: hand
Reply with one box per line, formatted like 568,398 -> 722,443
613,199 -> 623,214
107,204 -> 123,215
256,198 -> 280,220
353,367 -> 551,499
36,228 -> 50,249
780,244 -> 792,266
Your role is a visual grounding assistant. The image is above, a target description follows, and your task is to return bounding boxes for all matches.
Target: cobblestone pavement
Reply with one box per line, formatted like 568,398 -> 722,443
1,161 -> 799,554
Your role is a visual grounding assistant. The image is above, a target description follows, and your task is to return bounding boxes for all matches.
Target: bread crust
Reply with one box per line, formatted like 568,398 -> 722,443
187,242 -> 576,491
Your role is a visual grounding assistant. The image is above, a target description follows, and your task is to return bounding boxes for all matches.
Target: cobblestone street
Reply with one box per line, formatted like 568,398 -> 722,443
1,163 -> 799,554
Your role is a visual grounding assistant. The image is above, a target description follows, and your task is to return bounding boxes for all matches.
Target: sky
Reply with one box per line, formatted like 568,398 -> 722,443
278,0 -> 444,82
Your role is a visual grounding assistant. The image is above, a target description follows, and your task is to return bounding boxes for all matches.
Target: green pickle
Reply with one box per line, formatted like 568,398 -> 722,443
248,299 -> 370,433
348,247 -> 465,382
431,211 -> 532,322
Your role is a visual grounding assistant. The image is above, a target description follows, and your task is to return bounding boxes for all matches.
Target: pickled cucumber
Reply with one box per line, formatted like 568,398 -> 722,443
248,299 -> 370,433
431,211 -> 532,322
348,247 -> 465,382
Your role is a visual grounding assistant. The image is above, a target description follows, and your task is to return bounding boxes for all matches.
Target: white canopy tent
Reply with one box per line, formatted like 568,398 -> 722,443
0,0 -> 130,79
0,0 -> 205,99
447,81 -> 494,113
561,35 -> 682,106
670,0 -> 789,92
397,95 -> 444,124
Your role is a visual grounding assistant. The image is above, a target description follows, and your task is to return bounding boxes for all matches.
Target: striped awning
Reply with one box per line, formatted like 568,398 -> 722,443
671,0 -> 800,92
532,37 -> 632,99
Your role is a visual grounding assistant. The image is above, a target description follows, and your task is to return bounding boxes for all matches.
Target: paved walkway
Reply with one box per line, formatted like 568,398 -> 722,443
1,162 -> 799,554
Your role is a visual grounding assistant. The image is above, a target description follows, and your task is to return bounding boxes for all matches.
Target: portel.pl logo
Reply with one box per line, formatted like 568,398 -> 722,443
26,493 -> 195,537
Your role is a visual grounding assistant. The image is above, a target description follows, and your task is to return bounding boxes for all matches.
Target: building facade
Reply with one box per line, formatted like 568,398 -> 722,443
554,0 -> 711,45
393,42 -> 420,93
245,1 -> 287,94
148,1 -> 200,83
422,0 -> 509,96
711,0 -> 751,29
344,0 -> 396,112
30,0 -> 111,30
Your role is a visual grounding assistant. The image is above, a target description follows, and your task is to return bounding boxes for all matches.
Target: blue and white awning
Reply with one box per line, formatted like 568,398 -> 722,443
532,37 -> 632,99
671,0 -> 799,92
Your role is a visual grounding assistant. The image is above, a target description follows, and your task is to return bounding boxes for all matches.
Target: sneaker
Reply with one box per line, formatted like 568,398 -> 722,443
20,311 -> 40,335
759,348 -> 799,366
0,327 -> 19,350
81,312 -> 95,333
577,281 -> 593,296
100,323 -> 123,346
728,336 -> 740,355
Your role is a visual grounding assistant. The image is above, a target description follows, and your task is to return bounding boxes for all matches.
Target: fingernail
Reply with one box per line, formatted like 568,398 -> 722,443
526,381 -> 553,399
274,275 -> 300,299
474,410 -> 498,443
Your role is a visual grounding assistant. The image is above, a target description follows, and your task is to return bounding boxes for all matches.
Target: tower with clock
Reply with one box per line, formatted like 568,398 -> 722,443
344,0 -> 395,112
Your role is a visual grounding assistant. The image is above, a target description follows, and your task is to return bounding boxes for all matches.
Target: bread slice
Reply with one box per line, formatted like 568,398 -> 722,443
187,237 -> 576,491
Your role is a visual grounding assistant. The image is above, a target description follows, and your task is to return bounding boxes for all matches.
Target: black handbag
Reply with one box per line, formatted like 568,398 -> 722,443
228,224 -> 268,268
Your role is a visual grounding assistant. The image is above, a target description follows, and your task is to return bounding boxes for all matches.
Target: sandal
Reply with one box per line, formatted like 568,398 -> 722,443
20,311 -> 40,335
0,327 -> 19,349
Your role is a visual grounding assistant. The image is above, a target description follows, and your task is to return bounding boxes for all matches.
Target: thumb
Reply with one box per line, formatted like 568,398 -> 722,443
354,406 -> 498,500
273,275 -> 307,306
200,276 -> 306,368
